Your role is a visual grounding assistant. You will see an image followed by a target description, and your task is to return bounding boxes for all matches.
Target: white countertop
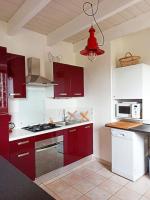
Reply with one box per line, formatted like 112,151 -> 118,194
9,121 -> 93,142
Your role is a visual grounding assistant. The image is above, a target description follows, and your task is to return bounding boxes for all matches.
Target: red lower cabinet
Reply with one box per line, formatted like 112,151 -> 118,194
64,124 -> 93,165
78,124 -> 93,158
9,137 -> 35,180
64,127 -> 80,165
0,113 -> 10,160
9,124 -> 93,179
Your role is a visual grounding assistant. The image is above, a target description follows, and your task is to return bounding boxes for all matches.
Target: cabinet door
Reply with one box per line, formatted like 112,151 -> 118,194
70,66 -> 84,97
7,54 -> 26,98
0,114 -> 10,159
0,47 -> 7,64
0,47 -> 8,113
53,62 -> 70,97
0,66 -> 8,113
113,65 -> 143,99
64,127 -> 80,165
10,138 -> 35,180
78,124 -> 93,158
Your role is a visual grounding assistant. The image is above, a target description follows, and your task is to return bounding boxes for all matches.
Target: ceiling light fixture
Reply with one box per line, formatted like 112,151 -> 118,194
80,0 -> 105,62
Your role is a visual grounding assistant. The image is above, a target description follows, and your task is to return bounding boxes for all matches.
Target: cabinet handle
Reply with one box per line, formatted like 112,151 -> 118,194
17,152 -> 30,158
59,93 -> 67,96
85,126 -> 91,129
69,129 -> 77,133
17,140 -> 29,145
9,93 -> 21,96
74,93 -> 82,96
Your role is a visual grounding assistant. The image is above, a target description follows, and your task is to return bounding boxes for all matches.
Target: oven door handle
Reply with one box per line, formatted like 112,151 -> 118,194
36,143 -> 61,152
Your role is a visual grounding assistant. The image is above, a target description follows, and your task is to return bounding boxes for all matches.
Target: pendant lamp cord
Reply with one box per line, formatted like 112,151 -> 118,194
83,0 -> 104,46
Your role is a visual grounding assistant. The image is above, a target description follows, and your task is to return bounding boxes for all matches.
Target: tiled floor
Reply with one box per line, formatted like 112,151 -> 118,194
36,160 -> 150,200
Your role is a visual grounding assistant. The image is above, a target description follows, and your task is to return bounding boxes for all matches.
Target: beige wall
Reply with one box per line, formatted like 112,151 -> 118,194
111,28 -> 150,67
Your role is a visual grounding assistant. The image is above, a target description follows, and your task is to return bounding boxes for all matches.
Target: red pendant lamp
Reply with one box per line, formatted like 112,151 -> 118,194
80,0 -> 105,62
80,26 -> 104,62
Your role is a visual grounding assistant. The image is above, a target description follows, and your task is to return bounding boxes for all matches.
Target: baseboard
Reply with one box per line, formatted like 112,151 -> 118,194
94,156 -> 111,168
100,159 -> 111,168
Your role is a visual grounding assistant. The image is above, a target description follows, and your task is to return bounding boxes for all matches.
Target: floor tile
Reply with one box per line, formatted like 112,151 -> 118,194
143,189 -> 150,199
138,175 -> 150,187
84,173 -> 106,185
34,178 -> 43,185
125,177 -> 150,195
115,187 -> 141,200
85,187 -> 111,200
85,161 -> 103,172
38,184 -> 45,188
109,196 -> 121,200
73,179 -> 95,194
45,179 -> 71,194
97,168 -> 113,179
40,184 -> 61,200
74,167 -> 96,177
98,179 -> 123,195
109,174 -> 129,186
77,196 -> 90,200
61,172 -> 84,185
57,187 -> 82,200
140,196 -> 150,200
37,160 -> 150,200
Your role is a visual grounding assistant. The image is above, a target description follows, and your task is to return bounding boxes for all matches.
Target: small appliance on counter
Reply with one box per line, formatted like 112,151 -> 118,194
9,122 -> 15,133
116,102 -> 141,119
8,115 -> 15,133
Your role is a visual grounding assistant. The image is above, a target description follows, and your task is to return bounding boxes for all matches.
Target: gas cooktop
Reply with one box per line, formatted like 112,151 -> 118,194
22,123 -> 60,132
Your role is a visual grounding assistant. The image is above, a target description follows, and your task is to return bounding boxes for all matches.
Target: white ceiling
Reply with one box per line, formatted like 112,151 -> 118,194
0,0 -> 25,22
25,0 -> 98,35
0,0 -> 150,44
65,0 -> 150,43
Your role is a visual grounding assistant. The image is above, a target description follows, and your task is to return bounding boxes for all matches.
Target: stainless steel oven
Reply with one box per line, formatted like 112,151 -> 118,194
35,135 -> 64,177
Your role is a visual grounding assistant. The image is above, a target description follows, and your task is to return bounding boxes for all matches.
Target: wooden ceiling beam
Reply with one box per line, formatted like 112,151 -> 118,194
7,0 -> 51,35
47,0 -> 143,46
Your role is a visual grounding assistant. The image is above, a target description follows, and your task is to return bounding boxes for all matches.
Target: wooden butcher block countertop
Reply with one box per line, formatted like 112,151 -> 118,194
105,121 -> 143,130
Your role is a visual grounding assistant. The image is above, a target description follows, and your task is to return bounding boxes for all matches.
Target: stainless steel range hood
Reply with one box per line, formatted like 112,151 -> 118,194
26,57 -> 55,87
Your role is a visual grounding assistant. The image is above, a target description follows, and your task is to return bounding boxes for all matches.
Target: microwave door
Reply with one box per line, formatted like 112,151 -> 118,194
117,105 -> 132,118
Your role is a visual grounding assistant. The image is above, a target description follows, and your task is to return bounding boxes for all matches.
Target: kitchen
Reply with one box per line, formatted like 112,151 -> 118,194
1,0 -> 150,200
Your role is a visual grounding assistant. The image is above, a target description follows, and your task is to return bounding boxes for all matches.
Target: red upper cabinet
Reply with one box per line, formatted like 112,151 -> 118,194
0,113 -> 10,160
7,53 -> 26,98
0,47 -> 8,113
53,62 -> 70,97
53,62 -> 84,98
70,66 -> 84,97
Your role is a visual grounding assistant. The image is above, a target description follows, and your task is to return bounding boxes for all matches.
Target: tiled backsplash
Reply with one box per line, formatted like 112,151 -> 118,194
44,108 -> 93,124
9,87 -> 93,128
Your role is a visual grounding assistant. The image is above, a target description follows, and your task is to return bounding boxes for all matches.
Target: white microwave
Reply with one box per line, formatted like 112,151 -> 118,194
116,102 -> 141,119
